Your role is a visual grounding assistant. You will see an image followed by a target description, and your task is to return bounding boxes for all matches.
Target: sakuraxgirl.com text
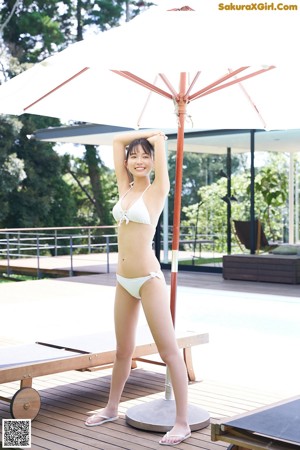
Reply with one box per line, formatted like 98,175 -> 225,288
218,2 -> 298,10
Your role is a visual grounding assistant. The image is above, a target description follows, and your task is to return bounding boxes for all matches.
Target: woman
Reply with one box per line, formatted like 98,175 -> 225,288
85,130 -> 191,446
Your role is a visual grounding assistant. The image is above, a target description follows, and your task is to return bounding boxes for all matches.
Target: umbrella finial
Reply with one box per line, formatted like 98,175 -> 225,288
167,6 -> 195,11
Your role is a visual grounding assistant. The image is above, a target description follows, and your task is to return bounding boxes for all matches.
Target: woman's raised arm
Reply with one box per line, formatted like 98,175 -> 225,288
148,133 -> 170,196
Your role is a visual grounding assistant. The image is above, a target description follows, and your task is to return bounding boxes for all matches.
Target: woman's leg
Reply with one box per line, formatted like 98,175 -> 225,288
85,284 -> 141,425
140,278 -> 191,444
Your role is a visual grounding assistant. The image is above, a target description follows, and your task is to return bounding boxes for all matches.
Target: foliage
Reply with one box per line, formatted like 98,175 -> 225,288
182,154 -> 289,252
0,116 -> 26,222
249,154 -> 288,240
1,114 -> 78,228
168,150 -> 245,224
0,1 -> 155,66
62,149 -> 117,226
0,0 -> 74,64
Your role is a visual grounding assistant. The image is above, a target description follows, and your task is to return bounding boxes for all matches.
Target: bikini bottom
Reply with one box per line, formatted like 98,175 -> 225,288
116,270 -> 164,299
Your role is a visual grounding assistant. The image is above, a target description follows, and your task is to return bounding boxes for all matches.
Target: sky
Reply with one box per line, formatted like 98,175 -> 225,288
54,142 -> 115,168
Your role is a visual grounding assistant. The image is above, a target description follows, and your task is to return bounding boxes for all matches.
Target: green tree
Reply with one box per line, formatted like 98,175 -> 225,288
251,160 -> 288,240
182,176 -> 231,252
75,0 -> 154,39
3,114 -> 78,228
0,116 -> 26,223
168,150 -> 243,225
0,0 -> 74,64
63,148 -> 117,225
182,154 -> 289,252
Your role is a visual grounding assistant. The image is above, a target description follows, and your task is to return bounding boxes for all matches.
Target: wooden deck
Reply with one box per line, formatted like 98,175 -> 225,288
1,267 -> 300,449
0,359 -> 287,450
1,356 -> 288,450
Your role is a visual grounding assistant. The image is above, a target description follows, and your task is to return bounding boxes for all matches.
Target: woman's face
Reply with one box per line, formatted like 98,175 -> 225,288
125,144 -> 154,178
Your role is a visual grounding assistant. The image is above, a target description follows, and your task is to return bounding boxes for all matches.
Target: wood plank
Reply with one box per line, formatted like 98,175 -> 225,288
0,365 -> 286,450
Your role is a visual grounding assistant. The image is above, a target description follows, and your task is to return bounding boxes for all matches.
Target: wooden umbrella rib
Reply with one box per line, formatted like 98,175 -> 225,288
235,74 -> 267,129
112,70 -> 173,100
188,67 -> 249,101
184,71 -> 201,100
24,67 -> 90,111
136,76 -> 159,128
159,73 -> 179,99
189,66 -> 275,102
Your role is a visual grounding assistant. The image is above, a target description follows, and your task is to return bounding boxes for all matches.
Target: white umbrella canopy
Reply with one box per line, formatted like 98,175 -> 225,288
3,65 -> 300,130
0,0 -> 300,130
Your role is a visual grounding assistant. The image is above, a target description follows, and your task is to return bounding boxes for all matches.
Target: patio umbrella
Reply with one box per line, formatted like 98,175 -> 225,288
1,1 -> 300,128
1,0 -> 300,431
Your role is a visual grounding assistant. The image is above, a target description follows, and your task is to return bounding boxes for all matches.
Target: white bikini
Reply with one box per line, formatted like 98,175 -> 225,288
112,184 -> 163,299
112,184 -> 152,226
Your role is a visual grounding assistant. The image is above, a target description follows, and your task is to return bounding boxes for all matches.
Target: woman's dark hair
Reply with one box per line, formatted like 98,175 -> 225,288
125,138 -> 154,162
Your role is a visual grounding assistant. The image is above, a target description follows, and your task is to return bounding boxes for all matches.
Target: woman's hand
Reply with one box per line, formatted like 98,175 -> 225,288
113,129 -> 164,148
147,132 -> 167,146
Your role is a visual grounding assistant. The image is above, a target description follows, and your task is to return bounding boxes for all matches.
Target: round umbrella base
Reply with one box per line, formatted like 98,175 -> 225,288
125,398 -> 210,432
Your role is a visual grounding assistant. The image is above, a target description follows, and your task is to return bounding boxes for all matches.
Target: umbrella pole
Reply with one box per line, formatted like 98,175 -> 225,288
125,73 -> 210,432
164,73 -> 187,401
170,73 -> 187,324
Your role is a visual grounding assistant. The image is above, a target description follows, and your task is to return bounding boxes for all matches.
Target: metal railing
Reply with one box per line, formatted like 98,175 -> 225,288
0,225 -> 222,279
0,226 -> 117,278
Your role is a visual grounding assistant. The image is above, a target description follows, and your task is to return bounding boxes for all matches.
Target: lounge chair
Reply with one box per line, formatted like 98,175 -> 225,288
233,219 -> 278,254
0,328 -> 209,420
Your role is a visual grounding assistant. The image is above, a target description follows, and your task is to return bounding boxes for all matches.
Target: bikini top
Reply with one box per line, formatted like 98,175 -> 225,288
112,184 -> 152,226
